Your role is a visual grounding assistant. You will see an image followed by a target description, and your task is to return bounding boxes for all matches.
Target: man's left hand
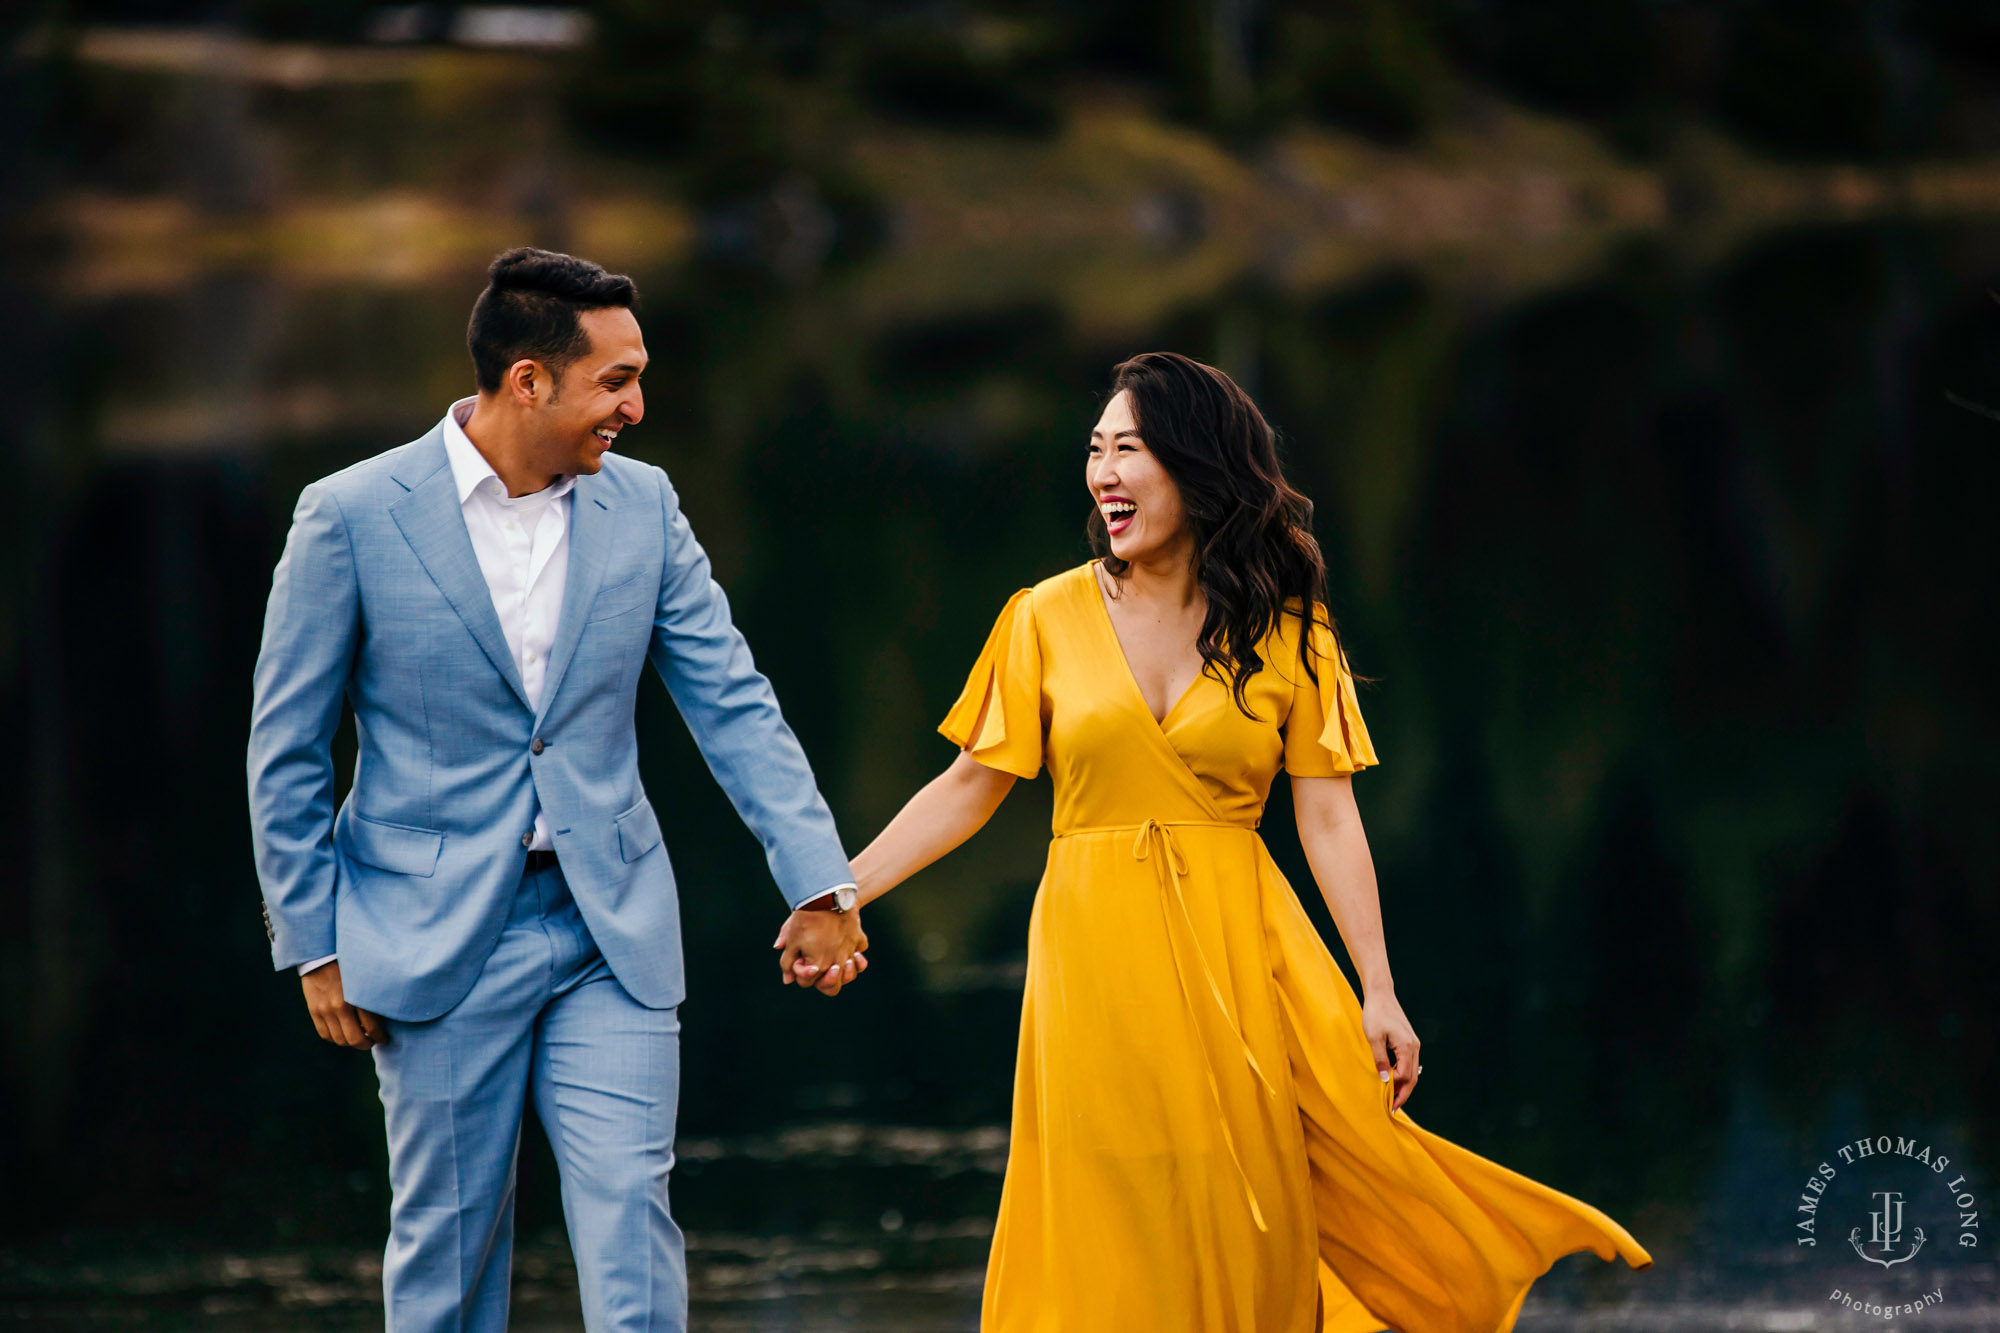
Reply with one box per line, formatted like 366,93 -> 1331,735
774,907 -> 869,996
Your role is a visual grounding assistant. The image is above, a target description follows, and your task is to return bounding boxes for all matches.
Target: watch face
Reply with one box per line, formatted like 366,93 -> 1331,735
836,885 -> 858,912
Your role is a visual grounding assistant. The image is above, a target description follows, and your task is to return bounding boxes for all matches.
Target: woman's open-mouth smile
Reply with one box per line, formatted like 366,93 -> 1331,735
1102,498 -> 1136,535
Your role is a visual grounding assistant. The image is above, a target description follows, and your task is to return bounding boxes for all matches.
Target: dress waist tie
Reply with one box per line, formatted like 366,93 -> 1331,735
1053,817 -> 1278,1232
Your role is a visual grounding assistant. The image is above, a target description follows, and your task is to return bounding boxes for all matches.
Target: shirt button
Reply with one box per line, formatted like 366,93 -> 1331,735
521,831 -> 533,848
531,737 -> 545,755
526,651 -> 537,663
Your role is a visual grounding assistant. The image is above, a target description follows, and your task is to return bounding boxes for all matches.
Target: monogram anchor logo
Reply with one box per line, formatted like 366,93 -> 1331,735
1849,1190 -> 1927,1268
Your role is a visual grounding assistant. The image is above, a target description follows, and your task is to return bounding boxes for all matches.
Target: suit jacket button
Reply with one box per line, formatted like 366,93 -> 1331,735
531,737 -> 545,755
522,831 -> 534,848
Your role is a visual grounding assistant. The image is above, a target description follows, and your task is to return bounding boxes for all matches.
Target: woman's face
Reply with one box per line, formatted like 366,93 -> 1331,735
1087,389 -> 1187,562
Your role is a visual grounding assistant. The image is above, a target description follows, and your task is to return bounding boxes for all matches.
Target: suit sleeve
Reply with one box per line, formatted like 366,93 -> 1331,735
644,467 -> 855,910
247,481 -> 361,969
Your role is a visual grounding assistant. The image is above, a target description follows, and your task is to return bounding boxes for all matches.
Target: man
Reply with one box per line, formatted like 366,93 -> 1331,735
247,247 -> 866,1331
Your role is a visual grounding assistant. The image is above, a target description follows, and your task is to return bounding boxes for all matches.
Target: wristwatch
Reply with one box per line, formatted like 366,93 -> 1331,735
800,883 -> 858,914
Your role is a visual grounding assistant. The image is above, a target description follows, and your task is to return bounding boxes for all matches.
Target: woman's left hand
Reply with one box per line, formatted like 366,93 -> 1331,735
1361,989 -> 1421,1111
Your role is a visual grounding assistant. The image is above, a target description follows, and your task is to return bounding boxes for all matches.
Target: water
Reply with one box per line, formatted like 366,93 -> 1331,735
8,70 -> 1999,1327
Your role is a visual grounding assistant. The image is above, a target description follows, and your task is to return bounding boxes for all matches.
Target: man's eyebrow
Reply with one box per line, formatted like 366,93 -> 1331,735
603,363 -> 644,375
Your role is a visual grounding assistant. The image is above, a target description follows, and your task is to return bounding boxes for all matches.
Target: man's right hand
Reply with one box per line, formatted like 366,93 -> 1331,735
302,961 -> 390,1050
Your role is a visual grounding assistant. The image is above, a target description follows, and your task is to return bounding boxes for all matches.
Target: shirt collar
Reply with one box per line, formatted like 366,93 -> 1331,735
441,396 -> 578,507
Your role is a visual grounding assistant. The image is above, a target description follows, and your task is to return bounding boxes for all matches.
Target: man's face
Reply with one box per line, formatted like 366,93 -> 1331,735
533,306 -> 647,475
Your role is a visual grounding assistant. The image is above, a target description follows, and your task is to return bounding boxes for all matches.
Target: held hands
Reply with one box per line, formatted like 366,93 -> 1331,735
773,906 -> 869,997
302,961 -> 390,1051
1362,987 -> 1421,1112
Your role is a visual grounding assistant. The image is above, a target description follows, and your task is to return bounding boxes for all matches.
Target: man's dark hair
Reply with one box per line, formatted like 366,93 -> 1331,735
467,247 -> 639,395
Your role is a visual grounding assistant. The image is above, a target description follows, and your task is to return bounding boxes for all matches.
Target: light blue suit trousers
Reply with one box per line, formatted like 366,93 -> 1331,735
375,859 -> 684,1332
247,426 -> 855,1331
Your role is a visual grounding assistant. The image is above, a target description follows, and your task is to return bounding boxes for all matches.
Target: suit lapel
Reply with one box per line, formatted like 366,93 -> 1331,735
535,471 -> 614,727
388,434 -> 532,712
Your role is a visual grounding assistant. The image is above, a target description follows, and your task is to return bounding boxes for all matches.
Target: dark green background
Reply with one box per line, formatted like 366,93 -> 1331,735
4,1 -> 1997,1325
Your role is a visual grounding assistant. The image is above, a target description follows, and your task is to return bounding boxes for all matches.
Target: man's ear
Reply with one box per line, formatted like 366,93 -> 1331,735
505,358 -> 545,407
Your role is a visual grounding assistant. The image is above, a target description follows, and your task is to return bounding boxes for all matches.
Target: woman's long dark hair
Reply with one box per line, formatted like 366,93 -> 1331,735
1087,351 -> 1355,720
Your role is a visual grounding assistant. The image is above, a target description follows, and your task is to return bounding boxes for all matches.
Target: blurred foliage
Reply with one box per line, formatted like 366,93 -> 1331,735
568,0 -> 2000,164
6,211 -> 1998,1248
849,11 -> 1070,133
1264,1 -> 1452,144
566,3 -> 797,191
20,0 -> 2000,166
8,0 -> 2000,1279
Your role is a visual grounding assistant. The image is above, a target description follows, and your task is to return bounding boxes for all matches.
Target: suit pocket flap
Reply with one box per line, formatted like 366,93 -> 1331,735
586,570 -> 657,623
345,813 -> 444,877
615,796 -> 663,863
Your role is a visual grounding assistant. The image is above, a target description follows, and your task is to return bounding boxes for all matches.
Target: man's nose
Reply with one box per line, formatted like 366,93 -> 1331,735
622,388 -> 644,425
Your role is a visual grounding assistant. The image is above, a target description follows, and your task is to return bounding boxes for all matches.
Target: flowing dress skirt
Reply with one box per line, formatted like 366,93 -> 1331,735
978,819 -> 1651,1333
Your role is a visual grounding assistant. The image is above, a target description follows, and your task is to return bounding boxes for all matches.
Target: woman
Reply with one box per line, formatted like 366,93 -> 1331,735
791,352 -> 1652,1330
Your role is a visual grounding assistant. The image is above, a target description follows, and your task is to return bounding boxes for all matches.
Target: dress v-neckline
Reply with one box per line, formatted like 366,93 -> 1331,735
1085,560 -> 1204,732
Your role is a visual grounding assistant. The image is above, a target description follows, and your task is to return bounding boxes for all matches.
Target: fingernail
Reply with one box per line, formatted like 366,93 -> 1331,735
1379,1069 -> 1391,1082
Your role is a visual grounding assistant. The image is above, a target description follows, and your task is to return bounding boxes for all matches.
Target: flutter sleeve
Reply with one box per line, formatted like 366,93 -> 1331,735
1281,608 -> 1380,777
937,586 -> 1044,779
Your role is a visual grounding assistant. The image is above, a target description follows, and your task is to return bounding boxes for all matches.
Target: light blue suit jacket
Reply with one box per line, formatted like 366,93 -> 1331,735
247,425 -> 855,1021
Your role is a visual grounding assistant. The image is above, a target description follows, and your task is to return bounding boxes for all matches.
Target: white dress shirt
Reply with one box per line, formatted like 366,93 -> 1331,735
302,399 -> 856,979
442,393 -> 577,789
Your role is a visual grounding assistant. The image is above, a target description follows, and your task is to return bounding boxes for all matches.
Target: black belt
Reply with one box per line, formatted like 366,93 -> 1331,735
525,849 -> 560,872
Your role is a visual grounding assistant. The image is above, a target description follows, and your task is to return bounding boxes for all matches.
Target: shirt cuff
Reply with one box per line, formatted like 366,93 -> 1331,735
793,881 -> 858,910
298,953 -> 337,976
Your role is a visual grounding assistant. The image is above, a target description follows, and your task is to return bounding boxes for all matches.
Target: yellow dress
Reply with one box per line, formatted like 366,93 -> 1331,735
938,561 -> 1652,1333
